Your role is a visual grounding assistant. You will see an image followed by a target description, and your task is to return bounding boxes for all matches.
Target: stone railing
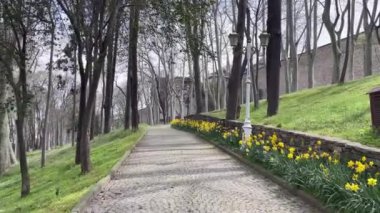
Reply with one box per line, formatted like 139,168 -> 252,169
185,114 -> 380,166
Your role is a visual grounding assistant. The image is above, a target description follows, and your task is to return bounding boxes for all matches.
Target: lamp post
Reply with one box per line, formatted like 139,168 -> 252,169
259,31 -> 270,72
228,26 -> 252,144
241,37 -> 252,144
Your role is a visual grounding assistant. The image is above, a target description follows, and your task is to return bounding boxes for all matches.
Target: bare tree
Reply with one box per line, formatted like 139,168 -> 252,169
362,0 -> 379,76
322,0 -> 348,84
226,0 -> 246,119
57,0 -> 120,173
104,11 -> 121,133
0,0 -> 41,196
304,0 -> 320,88
127,1 -> 141,130
41,0 -> 57,168
287,0 -> 298,92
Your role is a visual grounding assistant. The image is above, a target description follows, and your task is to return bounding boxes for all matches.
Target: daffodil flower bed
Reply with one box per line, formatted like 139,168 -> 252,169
171,119 -> 380,212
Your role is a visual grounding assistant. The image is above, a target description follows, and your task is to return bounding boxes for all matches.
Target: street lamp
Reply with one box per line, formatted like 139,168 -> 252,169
259,31 -> 270,69
259,31 -> 270,83
228,29 -> 255,147
241,36 -> 252,146
259,31 -> 270,48
228,32 -> 239,47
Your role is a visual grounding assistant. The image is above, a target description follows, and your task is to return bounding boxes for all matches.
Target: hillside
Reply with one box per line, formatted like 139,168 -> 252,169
0,126 -> 146,212
209,75 -> 380,147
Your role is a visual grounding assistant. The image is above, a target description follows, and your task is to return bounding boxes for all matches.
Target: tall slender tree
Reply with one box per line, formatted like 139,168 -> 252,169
266,0 -> 281,116
226,0 -> 246,120
128,1 -> 142,130
41,0 -> 57,168
104,12 -> 121,133
57,0 -> 120,173
0,0 -> 41,196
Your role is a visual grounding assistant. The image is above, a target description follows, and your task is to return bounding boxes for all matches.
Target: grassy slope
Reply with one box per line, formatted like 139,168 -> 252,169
209,75 -> 380,147
0,126 -> 147,212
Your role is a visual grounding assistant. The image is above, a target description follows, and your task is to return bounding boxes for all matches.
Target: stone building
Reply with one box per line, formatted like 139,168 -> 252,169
257,34 -> 380,97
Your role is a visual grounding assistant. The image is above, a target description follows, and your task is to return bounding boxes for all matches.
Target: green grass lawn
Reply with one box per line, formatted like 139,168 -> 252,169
209,75 -> 380,147
0,125 -> 147,212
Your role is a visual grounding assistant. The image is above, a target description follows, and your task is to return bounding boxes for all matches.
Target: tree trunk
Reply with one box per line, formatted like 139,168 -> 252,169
213,2 -> 223,110
311,0 -> 318,85
362,0 -> 377,76
203,55 -> 209,112
72,47 -> 77,147
287,0 -> 298,92
226,0 -> 246,120
41,25 -> 55,168
104,17 -> 120,133
266,0 -> 281,116
305,0 -> 313,88
89,96 -> 96,140
0,74 -> 14,175
193,50 -> 202,113
128,4 -> 140,130
124,73 -> 131,129
322,0 -> 341,84
348,0 -> 355,80
15,114 -> 29,196
16,40 -> 30,196
340,0 -> 351,83
76,74 -> 87,164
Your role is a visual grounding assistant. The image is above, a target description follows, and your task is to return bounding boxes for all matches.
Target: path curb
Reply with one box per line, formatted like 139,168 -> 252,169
71,130 -> 147,213
192,132 -> 331,213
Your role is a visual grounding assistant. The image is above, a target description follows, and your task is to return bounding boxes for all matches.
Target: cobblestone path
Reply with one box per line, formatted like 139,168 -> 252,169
84,126 -> 318,213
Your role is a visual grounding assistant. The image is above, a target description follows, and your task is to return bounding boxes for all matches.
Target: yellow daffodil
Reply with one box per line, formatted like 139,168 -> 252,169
278,142 -> 284,148
355,162 -> 366,174
347,160 -> 355,168
361,156 -> 367,162
352,174 -> 359,181
302,153 -> 310,160
333,159 -> 339,165
367,178 -> 377,187
287,153 -> 294,159
320,152 -> 330,158
369,161 -> 374,167
288,147 -> 296,153
345,182 -> 360,192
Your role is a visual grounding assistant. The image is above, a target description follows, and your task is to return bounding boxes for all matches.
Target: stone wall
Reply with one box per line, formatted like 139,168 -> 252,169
257,35 -> 380,98
186,114 -> 380,166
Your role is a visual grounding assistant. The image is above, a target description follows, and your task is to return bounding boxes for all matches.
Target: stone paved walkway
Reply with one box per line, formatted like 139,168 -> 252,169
84,126 -> 318,213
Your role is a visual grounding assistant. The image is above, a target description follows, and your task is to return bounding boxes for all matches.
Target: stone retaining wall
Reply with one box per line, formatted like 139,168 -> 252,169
186,114 -> 380,166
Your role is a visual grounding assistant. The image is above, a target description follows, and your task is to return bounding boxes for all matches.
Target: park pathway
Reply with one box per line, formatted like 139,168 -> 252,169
84,126 -> 318,213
